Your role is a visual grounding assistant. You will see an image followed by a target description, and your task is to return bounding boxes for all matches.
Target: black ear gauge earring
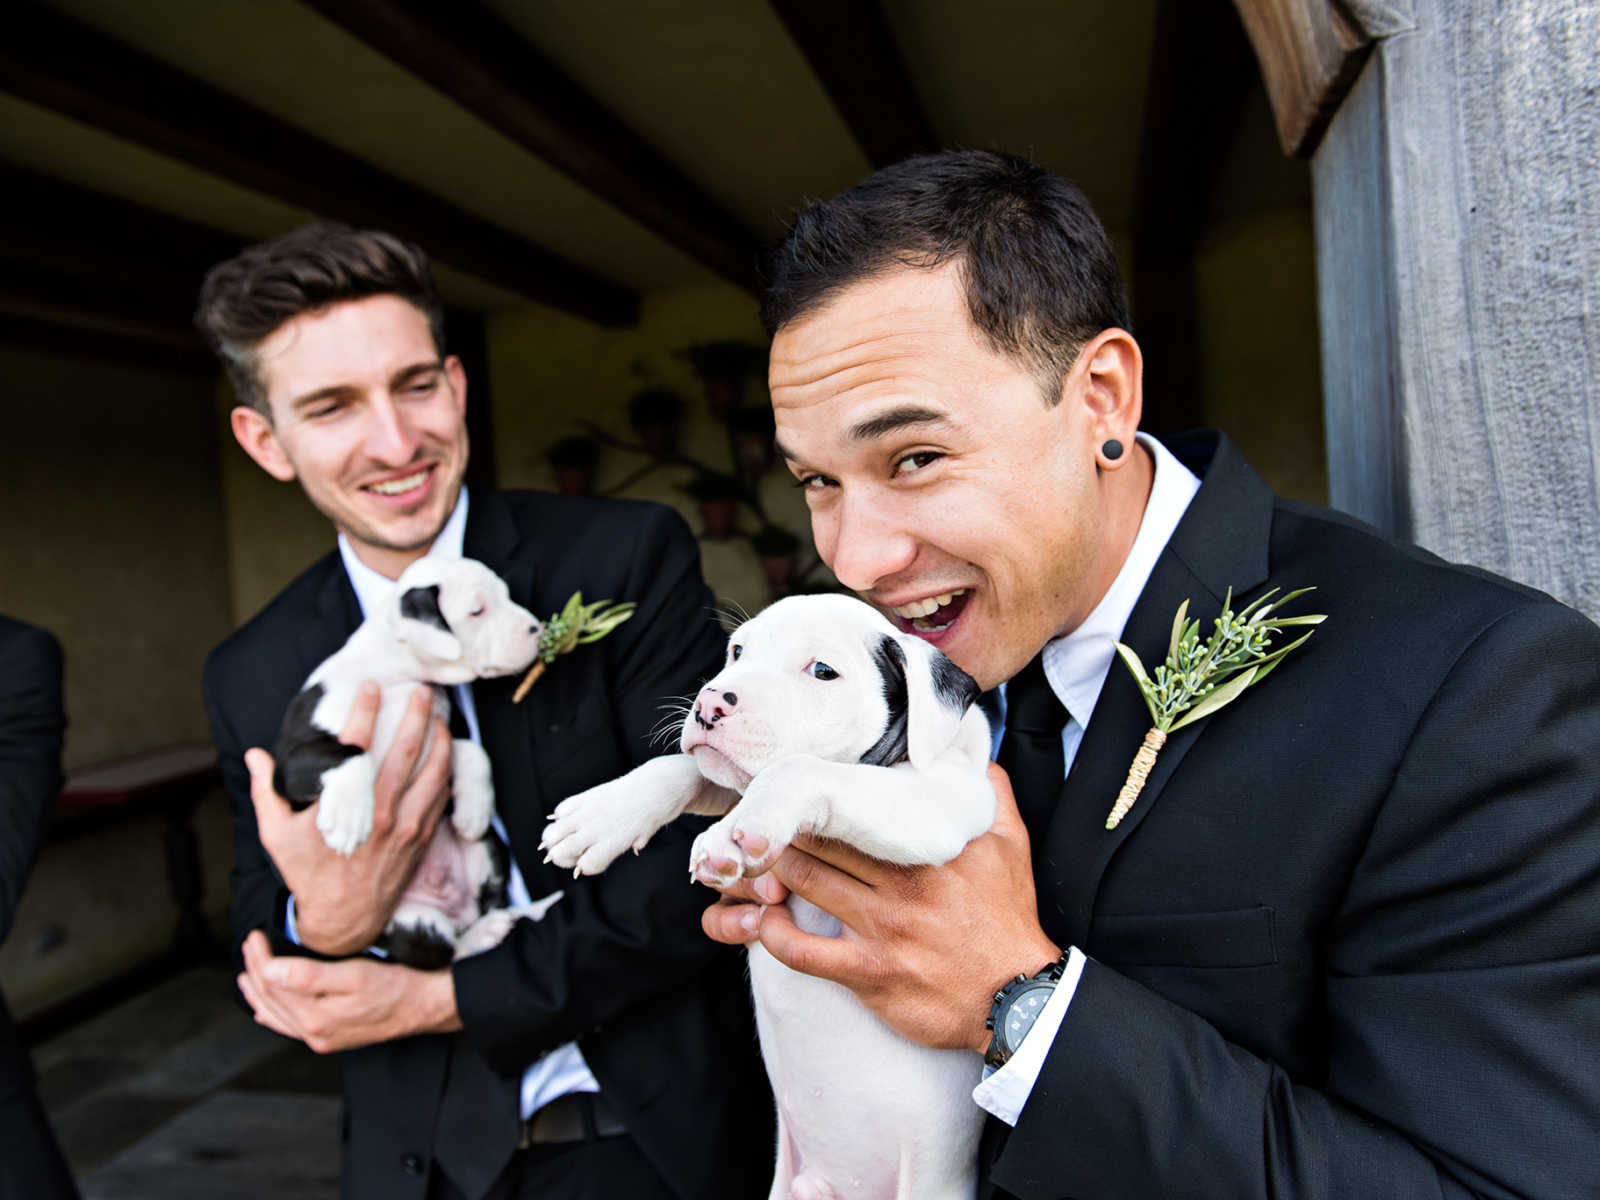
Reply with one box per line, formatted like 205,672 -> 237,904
1101,439 -> 1125,462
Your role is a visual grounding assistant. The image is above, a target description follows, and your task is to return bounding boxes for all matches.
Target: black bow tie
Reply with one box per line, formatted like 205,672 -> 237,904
996,653 -> 1068,843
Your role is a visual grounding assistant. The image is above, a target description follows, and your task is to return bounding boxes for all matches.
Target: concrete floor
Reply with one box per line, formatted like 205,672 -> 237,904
33,966 -> 343,1199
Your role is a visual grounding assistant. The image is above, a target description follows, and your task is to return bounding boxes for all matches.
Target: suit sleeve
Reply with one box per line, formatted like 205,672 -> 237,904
994,601 -> 1600,1200
0,625 -> 65,945
203,649 -> 293,967
451,503 -> 734,1068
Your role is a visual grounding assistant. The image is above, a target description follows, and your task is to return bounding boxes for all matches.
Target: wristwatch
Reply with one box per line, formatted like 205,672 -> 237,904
984,954 -> 1068,1070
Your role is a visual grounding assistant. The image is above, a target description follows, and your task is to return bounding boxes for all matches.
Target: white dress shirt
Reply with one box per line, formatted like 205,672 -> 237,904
289,486 -> 598,1118
974,433 -> 1200,1125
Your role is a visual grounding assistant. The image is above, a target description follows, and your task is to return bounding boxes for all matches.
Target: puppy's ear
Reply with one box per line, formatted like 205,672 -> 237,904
395,584 -> 463,662
866,634 -> 981,770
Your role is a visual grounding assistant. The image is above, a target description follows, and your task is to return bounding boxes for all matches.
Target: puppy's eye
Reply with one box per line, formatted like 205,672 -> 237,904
809,661 -> 839,681
469,606 -> 485,618
730,645 -> 743,660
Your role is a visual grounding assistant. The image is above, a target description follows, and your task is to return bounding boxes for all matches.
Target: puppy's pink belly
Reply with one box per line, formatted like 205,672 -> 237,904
399,824 -> 478,927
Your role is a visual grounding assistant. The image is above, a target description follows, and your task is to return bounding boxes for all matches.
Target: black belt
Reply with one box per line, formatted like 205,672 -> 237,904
518,1092 -> 627,1148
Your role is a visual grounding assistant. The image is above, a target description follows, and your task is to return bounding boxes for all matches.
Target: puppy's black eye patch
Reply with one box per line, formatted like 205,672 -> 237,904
860,636 -> 909,766
400,584 -> 452,633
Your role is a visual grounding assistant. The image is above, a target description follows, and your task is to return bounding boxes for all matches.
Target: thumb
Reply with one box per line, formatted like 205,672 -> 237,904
986,760 -> 1027,839
245,748 -> 290,835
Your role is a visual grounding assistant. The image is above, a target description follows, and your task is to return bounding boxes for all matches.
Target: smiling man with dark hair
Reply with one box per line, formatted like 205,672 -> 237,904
198,223 -> 771,1200
707,150 -> 1600,1199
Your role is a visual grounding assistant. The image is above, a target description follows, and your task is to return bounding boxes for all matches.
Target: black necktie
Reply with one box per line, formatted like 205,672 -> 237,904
996,653 -> 1069,843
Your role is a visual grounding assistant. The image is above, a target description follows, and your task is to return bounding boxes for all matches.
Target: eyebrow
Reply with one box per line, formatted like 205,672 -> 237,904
846,404 -> 949,442
775,404 -> 951,463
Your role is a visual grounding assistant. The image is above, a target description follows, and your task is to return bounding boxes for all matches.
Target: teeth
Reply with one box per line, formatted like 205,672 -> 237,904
370,470 -> 428,495
891,589 -> 965,619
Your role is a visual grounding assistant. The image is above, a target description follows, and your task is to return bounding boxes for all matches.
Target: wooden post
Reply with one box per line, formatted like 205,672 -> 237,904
1240,0 -> 1600,619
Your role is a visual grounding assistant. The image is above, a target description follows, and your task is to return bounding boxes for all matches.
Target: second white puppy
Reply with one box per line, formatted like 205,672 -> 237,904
541,592 -> 995,1200
273,555 -> 560,967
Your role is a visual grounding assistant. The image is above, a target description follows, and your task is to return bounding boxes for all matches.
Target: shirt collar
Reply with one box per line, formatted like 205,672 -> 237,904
337,485 -> 470,620
1040,434 -> 1199,729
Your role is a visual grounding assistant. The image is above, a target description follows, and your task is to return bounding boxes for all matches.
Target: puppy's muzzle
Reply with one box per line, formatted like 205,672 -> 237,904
693,689 -> 738,728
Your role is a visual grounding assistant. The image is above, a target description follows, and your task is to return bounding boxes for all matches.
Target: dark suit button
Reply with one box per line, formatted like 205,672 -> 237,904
401,1154 -> 425,1176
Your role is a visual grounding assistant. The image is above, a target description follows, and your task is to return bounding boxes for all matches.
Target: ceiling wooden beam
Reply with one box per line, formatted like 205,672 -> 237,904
0,163 -> 243,332
1231,0 -> 1375,157
0,163 -> 246,342
1131,0 -> 1259,435
0,4 -> 639,326
768,0 -> 938,168
303,0 -> 764,292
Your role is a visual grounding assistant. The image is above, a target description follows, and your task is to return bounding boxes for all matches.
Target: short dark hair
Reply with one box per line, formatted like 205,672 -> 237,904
761,150 -> 1130,402
194,223 -> 446,414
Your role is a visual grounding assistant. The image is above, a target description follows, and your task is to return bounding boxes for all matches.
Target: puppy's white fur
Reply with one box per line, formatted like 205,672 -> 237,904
278,556 -> 558,962
542,593 -> 995,1200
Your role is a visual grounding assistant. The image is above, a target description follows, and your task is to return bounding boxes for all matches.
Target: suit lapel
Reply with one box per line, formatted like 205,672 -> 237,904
1037,433 -> 1274,950
298,553 -> 363,671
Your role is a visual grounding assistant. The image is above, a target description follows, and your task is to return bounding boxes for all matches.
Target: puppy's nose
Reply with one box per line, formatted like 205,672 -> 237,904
693,688 -> 737,728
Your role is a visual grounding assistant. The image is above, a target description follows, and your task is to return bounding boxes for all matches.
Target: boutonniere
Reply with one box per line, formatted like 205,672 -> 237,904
1106,587 -> 1325,829
512,592 -> 637,702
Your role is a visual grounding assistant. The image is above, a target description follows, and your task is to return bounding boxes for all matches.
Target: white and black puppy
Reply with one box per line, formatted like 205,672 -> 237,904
273,556 -> 561,968
541,593 -> 995,1200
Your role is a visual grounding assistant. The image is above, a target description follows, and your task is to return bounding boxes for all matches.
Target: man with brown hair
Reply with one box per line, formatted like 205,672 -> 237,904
199,224 -> 771,1200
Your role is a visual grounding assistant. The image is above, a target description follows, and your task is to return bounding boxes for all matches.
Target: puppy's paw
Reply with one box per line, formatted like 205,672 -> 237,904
449,739 -> 495,841
688,801 -> 799,888
688,819 -> 745,889
540,781 -> 662,876
315,755 -> 377,856
452,892 -> 565,960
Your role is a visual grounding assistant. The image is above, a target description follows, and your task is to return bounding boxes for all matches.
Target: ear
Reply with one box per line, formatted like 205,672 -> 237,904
394,583 -> 462,662
865,633 -> 981,770
230,405 -> 296,482
444,354 -> 468,418
1062,328 -> 1143,459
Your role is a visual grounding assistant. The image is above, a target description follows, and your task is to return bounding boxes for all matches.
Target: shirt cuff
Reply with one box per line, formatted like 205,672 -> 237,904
972,946 -> 1087,1126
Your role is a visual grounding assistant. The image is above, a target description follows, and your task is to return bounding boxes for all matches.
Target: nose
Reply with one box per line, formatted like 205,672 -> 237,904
693,688 -> 738,727
822,492 -> 918,594
365,395 -> 423,465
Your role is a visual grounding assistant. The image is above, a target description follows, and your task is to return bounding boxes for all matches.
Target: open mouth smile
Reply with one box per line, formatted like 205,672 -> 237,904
363,464 -> 435,501
888,588 -> 971,634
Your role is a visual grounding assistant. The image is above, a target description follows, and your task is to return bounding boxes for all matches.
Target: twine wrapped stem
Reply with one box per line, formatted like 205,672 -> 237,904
1106,727 -> 1166,829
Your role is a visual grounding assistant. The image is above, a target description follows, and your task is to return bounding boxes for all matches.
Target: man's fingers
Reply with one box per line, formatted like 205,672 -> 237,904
396,715 -> 454,841
767,846 -> 873,922
338,681 -> 382,750
245,749 -> 290,839
372,687 -> 436,830
702,895 -> 764,945
756,900 -> 873,987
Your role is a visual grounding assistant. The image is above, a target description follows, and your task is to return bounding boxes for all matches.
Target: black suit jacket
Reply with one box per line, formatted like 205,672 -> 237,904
983,433 -> 1600,1200
0,617 -> 78,1199
204,492 -> 773,1200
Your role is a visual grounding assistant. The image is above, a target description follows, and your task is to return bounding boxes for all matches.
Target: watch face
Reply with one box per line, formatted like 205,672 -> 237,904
1003,981 -> 1053,1050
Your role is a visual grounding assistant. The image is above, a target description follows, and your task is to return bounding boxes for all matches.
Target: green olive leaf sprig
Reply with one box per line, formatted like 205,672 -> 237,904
512,592 -> 636,703
1106,587 -> 1324,829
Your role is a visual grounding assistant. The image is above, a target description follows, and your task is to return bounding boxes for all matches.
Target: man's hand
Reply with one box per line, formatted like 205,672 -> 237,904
237,930 -> 460,1053
703,763 -> 1060,1054
247,683 -> 453,955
